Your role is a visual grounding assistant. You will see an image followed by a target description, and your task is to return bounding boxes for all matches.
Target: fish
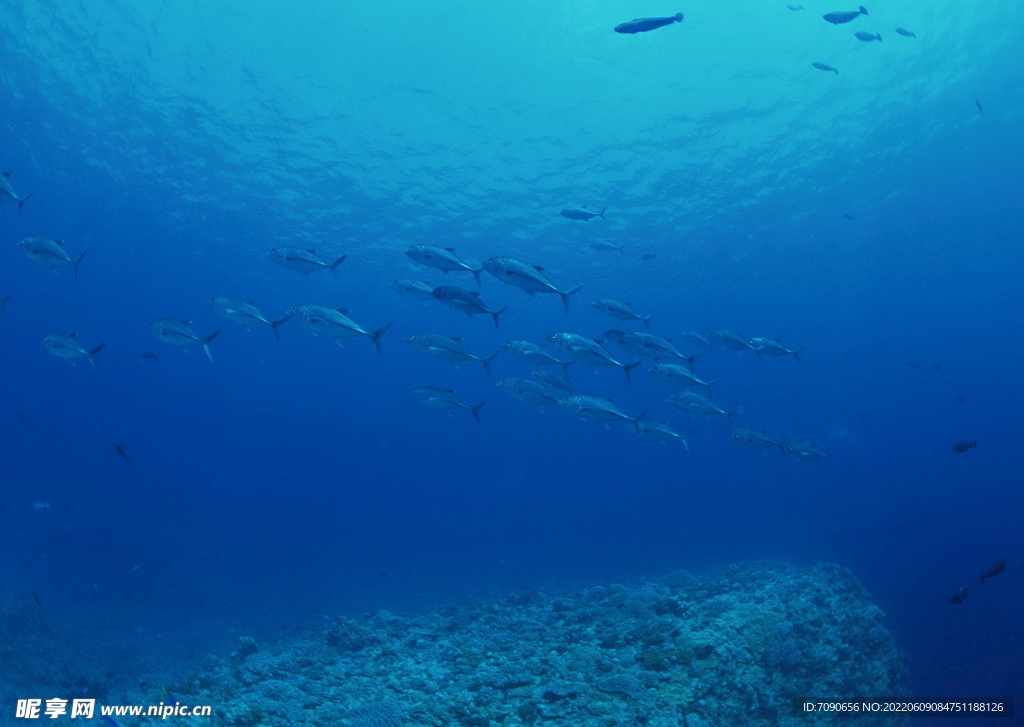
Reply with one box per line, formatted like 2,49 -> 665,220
148,320 -> 221,361
787,4 -> 804,10
649,362 -> 715,394
142,351 -> 158,359
431,286 -> 507,328
405,245 -> 482,285
267,247 -> 346,275
823,6 -> 867,24
210,297 -> 289,341
730,428 -> 780,450
391,279 -> 435,302
43,333 -> 105,370
18,237 -> 87,280
749,337 -> 803,362
953,440 -> 977,453
404,333 -> 498,375
640,253 -> 657,261
289,304 -> 392,355
710,330 -> 757,352
854,31 -> 881,41
560,206 -> 606,221
958,396 -> 967,406
547,332 -> 640,382
32,591 -> 42,608
603,330 -> 647,357
0,294 -> 9,311
614,13 -> 683,34
949,587 -> 969,605
561,395 -> 645,425
980,561 -> 1006,583
667,391 -> 740,423
115,444 -> 129,463
844,213 -> 856,219
628,420 -> 692,448
31,501 -> 50,510
0,172 -> 31,214
498,377 -> 563,409
976,100 -> 983,115
812,62 -> 839,74
483,257 -> 582,312
593,299 -> 655,329
502,340 -> 574,377
620,331 -> 694,361
589,240 -> 624,254
679,331 -> 714,351
531,369 -> 577,398
413,387 -> 485,422
895,27 -> 916,38
779,437 -> 827,461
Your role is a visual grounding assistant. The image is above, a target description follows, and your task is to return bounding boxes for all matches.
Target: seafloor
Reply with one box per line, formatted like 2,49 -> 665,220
3,562 -> 909,727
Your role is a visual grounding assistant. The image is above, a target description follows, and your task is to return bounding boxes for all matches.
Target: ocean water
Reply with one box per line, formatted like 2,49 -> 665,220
1,0 -> 1022,724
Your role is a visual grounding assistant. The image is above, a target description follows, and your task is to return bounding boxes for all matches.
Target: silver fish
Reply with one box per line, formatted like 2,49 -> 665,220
43,333 -> 105,370
483,257 -> 582,312
19,237 -> 87,280
498,378 -> 563,409
589,240 -> 624,254
629,420 -> 692,448
391,279 -> 435,302
560,206 -> 606,221
780,437 -> 827,461
731,428 -> 780,450
562,395 -> 645,425
431,286 -> 507,329
0,172 -> 31,215
404,333 -> 498,375
289,304 -> 391,355
667,391 -> 740,423
502,340 -> 574,377
749,337 -> 803,362
547,331 -> 639,382
787,4 -> 804,10
603,329 -> 647,357
823,6 -> 867,24
710,330 -> 757,352
854,31 -> 881,41
267,247 -> 346,275
593,299 -> 654,329
812,62 -> 839,74
614,13 -> 683,34
148,319 -> 221,361
210,297 -> 289,341
405,245 -> 482,285
531,369 -> 576,398
414,387 -> 485,422
679,331 -> 714,351
623,331 -> 693,361
895,27 -> 916,38
649,363 -> 715,395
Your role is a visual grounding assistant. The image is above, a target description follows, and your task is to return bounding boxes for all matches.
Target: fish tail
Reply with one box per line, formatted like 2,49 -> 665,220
270,316 -> 290,342
202,330 -> 221,362
684,353 -> 702,370
371,322 -> 393,356
793,346 -> 803,363
623,361 -> 641,383
87,343 -> 106,370
673,12 -> 683,22
778,437 -> 788,454
633,410 -> 648,423
859,5 -> 867,14
682,429 -> 694,451
598,206 -> 607,219
471,401 -> 486,422
832,67 -> 839,74
491,306 -> 508,330
471,267 -> 483,287
754,347 -> 762,361
73,249 -> 88,281
643,314 -> 654,330
329,255 -> 347,279
482,351 -> 499,376
561,360 -> 574,378
726,405 -> 744,426
705,380 -> 718,397
17,192 -> 32,216
560,285 -> 583,313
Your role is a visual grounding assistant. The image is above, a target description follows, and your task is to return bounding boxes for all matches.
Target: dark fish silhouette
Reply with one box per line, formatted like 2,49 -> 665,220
0,294 -> 9,311
855,31 -> 881,42
949,586 -> 969,605
32,591 -> 42,608
823,6 -> 867,24
980,561 -> 1006,582
813,62 -> 839,74
907,361 -> 921,369
614,13 -> 683,34
115,444 -> 129,464
958,396 -> 966,406
641,253 -> 657,261
844,213 -> 855,219
976,100 -> 983,115
952,440 -> 977,453
142,351 -> 159,360
895,27 -> 916,38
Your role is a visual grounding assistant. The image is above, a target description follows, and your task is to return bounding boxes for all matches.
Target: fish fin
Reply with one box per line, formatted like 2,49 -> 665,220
859,5 -> 867,13
371,322 -> 393,356
270,316 -> 290,342
561,360 -> 574,378
87,343 -> 106,370
471,401 -> 486,422
329,255 -> 346,278
532,265 -> 544,272
17,192 -> 32,216
560,285 -> 583,313
202,330 -> 221,361
793,346 -> 803,363
1,172 -> 8,177
445,247 -> 456,252
471,267 -> 483,287
482,351 -> 499,376
491,306 -> 508,329
70,250 -> 87,281
673,13 -> 683,21
643,314 -> 654,330
705,380 -> 717,396
623,361 -> 641,383
335,308 -> 350,314
754,347 -> 762,361
727,405 -> 744,426
634,411 -> 648,422
599,206 -> 607,219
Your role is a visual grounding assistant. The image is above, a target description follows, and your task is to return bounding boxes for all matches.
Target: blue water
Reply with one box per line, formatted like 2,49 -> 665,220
1,0 -> 1022,721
